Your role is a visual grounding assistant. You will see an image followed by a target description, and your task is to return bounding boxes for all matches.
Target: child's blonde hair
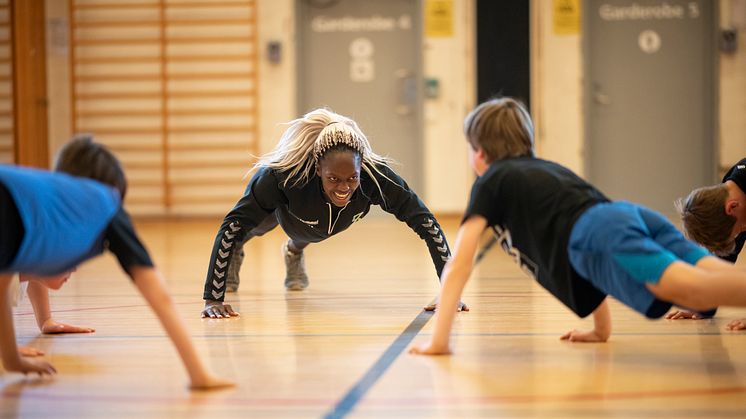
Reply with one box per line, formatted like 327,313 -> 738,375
253,108 -> 395,197
463,97 -> 535,163
676,184 -> 736,256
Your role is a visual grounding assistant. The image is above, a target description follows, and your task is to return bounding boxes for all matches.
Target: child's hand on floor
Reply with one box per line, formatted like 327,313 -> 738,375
189,374 -> 236,391
18,346 -> 44,357
726,319 -> 746,331
41,319 -> 95,334
409,341 -> 452,356
5,357 -> 57,376
665,310 -> 702,320
560,328 -> 609,343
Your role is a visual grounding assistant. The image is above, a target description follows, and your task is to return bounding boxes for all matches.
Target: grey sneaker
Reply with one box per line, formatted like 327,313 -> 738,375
226,248 -> 244,292
283,241 -> 309,290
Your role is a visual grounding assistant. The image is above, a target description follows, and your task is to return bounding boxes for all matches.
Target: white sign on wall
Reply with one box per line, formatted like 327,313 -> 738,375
349,37 -> 374,82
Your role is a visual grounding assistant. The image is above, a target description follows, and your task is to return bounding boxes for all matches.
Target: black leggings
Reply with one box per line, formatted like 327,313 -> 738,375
0,182 -> 24,269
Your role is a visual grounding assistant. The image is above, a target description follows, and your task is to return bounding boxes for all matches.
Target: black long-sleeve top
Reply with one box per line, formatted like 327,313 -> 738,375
203,164 -> 451,301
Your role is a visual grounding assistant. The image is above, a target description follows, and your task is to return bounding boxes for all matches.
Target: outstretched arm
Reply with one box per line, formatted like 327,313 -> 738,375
560,298 -> 611,342
131,266 -> 234,390
201,169 -> 281,318
410,216 -> 486,356
0,274 -> 56,375
26,279 -> 95,334
201,222 -> 244,318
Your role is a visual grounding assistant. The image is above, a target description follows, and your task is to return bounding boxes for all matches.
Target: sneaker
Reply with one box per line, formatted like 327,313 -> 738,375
283,241 -> 309,290
226,248 -> 244,292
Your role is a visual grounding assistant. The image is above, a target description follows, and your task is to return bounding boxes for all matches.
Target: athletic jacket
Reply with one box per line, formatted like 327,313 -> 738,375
203,164 -> 451,301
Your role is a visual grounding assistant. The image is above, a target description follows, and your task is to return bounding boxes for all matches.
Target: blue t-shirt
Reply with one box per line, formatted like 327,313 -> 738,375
0,165 -> 120,276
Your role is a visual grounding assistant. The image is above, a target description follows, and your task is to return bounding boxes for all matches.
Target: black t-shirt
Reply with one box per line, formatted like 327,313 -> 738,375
104,208 -> 153,277
464,157 -> 609,317
722,158 -> 746,263
104,208 -> 154,277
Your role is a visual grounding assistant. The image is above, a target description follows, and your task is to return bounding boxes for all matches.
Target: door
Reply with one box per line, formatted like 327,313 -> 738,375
297,0 -> 423,192
584,0 -> 715,216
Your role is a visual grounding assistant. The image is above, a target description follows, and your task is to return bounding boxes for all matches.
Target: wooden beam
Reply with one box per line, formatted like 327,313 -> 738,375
12,0 -> 49,167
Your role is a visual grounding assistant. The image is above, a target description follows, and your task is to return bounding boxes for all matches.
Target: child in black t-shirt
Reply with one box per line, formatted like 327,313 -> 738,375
410,97 -> 746,355
0,136 -> 233,390
664,158 -> 746,325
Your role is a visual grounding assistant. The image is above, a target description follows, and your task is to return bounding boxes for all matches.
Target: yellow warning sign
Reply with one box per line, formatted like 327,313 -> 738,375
425,0 -> 453,38
553,0 -> 580,35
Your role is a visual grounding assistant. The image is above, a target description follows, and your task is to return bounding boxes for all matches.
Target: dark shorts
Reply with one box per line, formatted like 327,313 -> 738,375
568,201 -> 710,318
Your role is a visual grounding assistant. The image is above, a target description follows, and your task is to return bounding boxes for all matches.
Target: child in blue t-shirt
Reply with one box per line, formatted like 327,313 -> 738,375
0,136 -> 233,390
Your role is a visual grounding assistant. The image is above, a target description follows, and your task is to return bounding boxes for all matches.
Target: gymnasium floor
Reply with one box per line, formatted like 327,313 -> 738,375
3,216 -> 746,418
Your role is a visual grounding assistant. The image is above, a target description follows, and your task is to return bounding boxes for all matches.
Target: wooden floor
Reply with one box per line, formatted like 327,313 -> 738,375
3,215 -> 746,418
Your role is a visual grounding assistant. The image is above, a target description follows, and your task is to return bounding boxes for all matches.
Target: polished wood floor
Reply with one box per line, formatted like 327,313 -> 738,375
3,215 -> 746,418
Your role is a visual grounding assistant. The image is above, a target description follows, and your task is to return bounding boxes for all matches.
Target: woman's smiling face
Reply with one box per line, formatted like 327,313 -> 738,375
316,149 -> 362,207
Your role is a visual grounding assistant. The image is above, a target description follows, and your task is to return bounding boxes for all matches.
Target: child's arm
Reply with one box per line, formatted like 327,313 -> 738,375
26,279 -> 95,334
410,216 -> 487,355
0,274 -> 57,375
560,298 -> 611,342
129,266 -> 234,390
